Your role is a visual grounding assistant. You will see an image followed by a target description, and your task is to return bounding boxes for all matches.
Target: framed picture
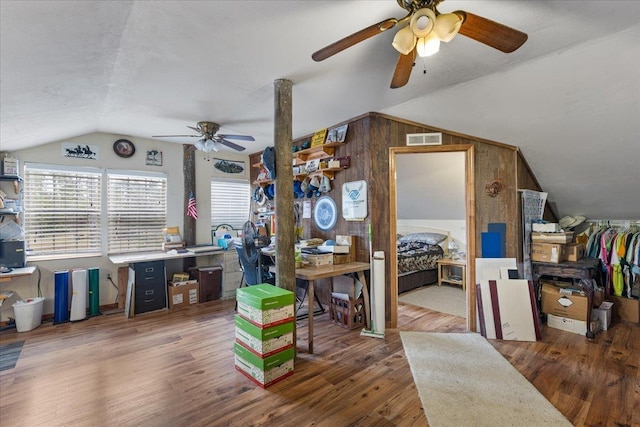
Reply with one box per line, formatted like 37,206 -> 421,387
146,150 -> 163,166
113,139 -> 135,158
213,158 -> 246,177
326,124 -> 348,144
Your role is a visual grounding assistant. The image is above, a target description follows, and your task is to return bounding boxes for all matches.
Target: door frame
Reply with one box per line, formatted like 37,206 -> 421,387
388,144 -> 476,330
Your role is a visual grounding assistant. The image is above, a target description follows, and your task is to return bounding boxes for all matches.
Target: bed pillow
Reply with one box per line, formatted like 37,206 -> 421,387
398,232 -> 447,245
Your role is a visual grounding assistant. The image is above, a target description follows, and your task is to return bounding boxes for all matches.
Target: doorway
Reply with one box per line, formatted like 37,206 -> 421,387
388,145 -> 476,330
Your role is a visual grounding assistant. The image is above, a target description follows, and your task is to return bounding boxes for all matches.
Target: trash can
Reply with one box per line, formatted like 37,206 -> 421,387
12,297 -> 45,332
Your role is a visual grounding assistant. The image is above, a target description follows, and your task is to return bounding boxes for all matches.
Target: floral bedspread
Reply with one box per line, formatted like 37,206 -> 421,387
397,241 -> 443,274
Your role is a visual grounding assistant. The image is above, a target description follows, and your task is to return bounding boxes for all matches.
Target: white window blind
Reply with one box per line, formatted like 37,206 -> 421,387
23,164 -> 102,257
211,179 -> 250,229
107,170 -> 167,254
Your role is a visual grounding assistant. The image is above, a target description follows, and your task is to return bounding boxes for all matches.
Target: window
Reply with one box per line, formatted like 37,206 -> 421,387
107,170 -> 167,254
211,179 -> 250,229
23,164 -> 102,257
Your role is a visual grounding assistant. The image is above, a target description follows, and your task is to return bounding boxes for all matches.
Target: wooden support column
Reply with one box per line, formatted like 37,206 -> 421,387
274,79 -> 295,292
183,145 -> 196,271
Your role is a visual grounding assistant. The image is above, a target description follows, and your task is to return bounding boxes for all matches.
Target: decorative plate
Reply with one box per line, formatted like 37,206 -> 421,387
313,196 -> 337,231
113,139 -> 135,158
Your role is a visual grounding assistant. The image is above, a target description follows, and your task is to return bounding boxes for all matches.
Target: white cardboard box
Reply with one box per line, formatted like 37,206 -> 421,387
591,302 -> 613,330
532,223 -> 560,233
547,313 -> 601,336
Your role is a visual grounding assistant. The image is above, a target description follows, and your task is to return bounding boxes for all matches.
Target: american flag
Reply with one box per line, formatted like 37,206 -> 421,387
187,191 -> 198,220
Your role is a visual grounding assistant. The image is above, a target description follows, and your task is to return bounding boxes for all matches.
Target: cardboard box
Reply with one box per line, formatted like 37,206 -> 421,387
531,242 -> 567,263
234,315 -> 294,357
302,252 -> 333,267
234,342 -> 294,388
541,283 -> 589,321
531,232 -> 573,244
236,284 -> 295,327
605,295 -> 640,323
592,302 -> 613,330
168,281 -> 199,309
532,223 -> 561,233
547,313 -> 601,336
564,243 -> 585,262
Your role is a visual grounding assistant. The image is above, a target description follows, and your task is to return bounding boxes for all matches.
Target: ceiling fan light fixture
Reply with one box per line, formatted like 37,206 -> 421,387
195,139 -> 207,152
434,13 -> 462,42
416,31 -> 440,57
392,25 -> 417,55
410,8 -> 436,38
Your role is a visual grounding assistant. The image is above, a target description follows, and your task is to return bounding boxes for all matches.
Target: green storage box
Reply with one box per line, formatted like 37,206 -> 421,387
236,284 -> 295,327
234,342 -> 295,388
235,315 -> 294,357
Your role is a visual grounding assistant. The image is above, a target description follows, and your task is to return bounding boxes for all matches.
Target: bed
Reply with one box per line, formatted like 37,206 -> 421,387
396,227 -> 448,294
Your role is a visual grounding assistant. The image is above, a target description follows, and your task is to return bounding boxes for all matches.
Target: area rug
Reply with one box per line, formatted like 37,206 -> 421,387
0,340 -> 24,371
398,285 -> 465,318
400,332 -> 571,427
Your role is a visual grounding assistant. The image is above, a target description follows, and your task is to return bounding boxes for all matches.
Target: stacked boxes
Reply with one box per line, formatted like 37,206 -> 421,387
541,280 -> 600,335
235,284 -> 295,388
531,230 -> 585,263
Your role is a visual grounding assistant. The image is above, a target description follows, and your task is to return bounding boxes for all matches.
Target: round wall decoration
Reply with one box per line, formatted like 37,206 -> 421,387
113,139 -> 135,158
313,195 -> 338,231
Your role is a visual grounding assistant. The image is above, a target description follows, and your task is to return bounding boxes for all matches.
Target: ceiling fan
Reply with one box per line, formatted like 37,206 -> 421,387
311,0 -> 528,89
153,121 -> 255,152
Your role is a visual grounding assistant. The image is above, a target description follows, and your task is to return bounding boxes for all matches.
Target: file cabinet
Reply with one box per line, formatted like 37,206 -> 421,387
129,260 -> 166,314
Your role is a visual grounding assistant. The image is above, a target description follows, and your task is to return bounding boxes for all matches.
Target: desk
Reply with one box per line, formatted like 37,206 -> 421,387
108,246 -> 223,265
0,266 -> 36,310
532,257 -> 601,338
109,247 -> 224,316
278,261 -> 370,354
0,266 -> 36,282
437,258 -> 466,291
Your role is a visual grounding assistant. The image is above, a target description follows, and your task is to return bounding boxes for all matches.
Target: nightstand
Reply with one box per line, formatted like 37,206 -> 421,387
437,258 -> 467,291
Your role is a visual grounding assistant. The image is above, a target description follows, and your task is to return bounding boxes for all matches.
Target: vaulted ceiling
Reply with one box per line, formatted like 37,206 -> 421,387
1,1 -> 639,219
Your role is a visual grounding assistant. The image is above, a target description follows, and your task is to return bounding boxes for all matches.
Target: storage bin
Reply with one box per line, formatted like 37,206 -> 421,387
12,297 -> 44,332
329,296 -> 365,330
189,266 -> 222,302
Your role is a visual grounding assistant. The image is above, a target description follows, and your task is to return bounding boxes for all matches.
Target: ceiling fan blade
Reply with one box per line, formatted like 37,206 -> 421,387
152,134 -> 200,138
390,48 -> 416,89
220,139 -> 246,152
455,11 -> 527,53
219,134 -> 255,141
187,125 -> 202,133
312,17 -> 399,62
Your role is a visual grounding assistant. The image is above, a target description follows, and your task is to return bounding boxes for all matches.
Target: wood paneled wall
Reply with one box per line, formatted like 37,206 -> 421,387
250,112 -> 547,326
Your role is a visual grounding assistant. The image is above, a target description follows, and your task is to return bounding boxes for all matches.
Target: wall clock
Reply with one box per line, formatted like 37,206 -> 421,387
313,196 -> 337,231
113,139 -> 135,158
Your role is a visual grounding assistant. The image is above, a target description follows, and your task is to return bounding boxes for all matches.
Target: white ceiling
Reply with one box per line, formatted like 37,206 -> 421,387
1,1 -> 639,219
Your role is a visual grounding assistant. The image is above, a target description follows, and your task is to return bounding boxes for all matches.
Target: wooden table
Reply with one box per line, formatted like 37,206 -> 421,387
531,257 -> 601,338
437,258 -> 467,291
273,261 -> 370,354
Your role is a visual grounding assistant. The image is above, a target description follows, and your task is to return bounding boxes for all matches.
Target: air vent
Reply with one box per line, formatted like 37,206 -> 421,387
406,133 -> 442,146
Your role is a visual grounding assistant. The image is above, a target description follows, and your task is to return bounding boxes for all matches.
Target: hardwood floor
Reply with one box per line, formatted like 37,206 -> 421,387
0,299 -> 637,427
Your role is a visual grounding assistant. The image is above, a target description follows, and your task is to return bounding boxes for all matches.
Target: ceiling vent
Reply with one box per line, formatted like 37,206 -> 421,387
406,133 -> 442,146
